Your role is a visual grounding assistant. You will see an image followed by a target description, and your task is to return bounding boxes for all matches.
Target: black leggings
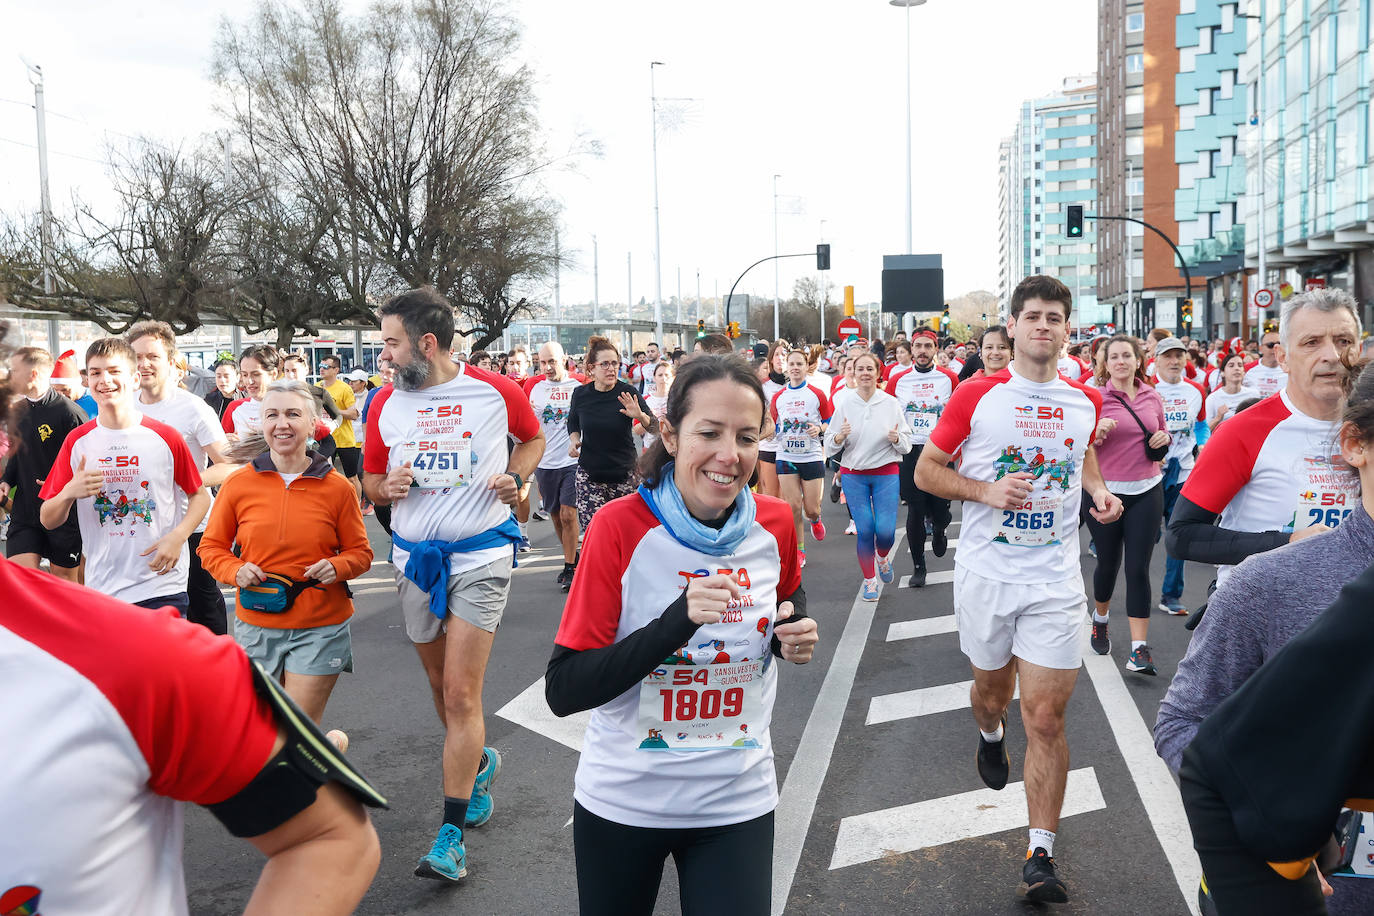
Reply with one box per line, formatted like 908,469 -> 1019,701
572,802 -> 773,916
900,447 -> 951,569
1082,482 -> 1163,619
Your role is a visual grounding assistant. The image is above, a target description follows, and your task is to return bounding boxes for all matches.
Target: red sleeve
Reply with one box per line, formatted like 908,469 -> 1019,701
1180,396 -> 1290,513
144,417 -> 203,495
770,386 -> 785,423
0,564 -> 279,804
808,385 -> 833,421
466,365 -> 541,443
222,398 -> 250,435
938,366 -> 961,390
362,386 -> 396,475
888,367 -> 910,389
928,376 -> 1001,455
555,498 -> 655,650
37,421 -> 94,500
830,376 -> 844,396
1245,360 -> 1259,371
522,375 -> 540,396
755,495 -> 800,598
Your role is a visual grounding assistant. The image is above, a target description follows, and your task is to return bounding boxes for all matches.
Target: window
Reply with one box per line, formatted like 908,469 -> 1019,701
1126,12 -> 1144,31
1125,92 -> 1145,115
1126,136 -> 1144,155
1128,177 -> 1144,196
1126,53 -> 1144,73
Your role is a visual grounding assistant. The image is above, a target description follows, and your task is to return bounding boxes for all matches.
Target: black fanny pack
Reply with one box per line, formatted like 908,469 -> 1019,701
1110,390 -> 1170,462
239,574 -> 325,614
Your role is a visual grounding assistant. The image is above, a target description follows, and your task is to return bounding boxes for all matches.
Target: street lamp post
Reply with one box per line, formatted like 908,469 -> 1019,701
773,174 -> 782,340
650,61 -> 666,345
24,60 -> 54,296
1238,8 -> 1266,335
889,0 -> 927,334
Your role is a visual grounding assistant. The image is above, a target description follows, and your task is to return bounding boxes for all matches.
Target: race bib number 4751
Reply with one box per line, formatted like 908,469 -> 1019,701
401,437 -> 474,489
636,661 -> 765,751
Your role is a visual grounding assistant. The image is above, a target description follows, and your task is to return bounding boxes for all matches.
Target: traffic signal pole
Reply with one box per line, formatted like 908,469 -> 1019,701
724,251 -> 826,331
1087,213 -> 1192,330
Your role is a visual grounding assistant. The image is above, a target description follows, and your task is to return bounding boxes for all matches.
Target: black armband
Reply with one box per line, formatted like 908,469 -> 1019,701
206,661 -> 388,837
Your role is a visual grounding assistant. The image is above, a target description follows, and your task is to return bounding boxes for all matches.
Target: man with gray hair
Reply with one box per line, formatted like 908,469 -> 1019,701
1167,287 -> 1363,583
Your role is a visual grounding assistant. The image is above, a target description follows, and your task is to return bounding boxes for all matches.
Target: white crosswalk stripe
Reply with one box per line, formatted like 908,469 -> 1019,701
866,678 -> 1021,726
885,613 -> 956,641
895,569 -> 955,589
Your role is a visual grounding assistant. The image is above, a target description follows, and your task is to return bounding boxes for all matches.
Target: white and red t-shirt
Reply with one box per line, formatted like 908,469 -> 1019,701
641,392 -> 669,451
760,377 -> 785,454
888,364 -> 960,445
0,562 -> 277,916
1244,362 -> 1289,398
221,397 -> 260,437
1205,386 -> 1260,426
929,366 -> 1102,583
949,358 -> 966,375
556,493 -> 800,829
528,376 -> 583,471
1056,355 -> 1087,381
364,364 -> 540,576
139,388 -> 227,534
40,417 -> 203,604
1181,389 -> 1358,581
1153,377 -> 1207,478
769,383 -> 832,463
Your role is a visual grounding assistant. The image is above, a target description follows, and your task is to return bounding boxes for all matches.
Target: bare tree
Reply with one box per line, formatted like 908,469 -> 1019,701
214,0 -> 559,339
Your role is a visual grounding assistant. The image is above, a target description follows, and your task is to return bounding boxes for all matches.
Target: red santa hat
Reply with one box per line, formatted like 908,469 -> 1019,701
50,350 -> 81,385
1228,336 -> 1243,354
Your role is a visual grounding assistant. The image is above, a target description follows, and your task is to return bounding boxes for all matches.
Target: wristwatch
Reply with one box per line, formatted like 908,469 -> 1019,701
509,472 -> 524,490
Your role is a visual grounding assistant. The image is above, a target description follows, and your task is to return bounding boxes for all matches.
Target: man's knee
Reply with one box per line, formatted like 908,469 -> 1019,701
1020,698 -> 1068,744
442,674 -> 484,720
559,506 -> 578,527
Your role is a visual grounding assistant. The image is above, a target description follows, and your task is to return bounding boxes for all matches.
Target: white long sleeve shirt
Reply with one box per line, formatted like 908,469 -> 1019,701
824,388 -> 912,470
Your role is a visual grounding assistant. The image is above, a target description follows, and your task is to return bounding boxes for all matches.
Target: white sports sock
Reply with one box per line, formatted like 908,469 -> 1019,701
1092,611 -> 1109,624
1131,640 -> 1146,651
979,723 -> 1004,743
518,522 -> 528,537
1028,828 -> 1056,856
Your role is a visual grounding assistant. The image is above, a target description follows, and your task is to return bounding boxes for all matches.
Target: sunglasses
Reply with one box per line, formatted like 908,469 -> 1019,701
1263,341 -> 1280,349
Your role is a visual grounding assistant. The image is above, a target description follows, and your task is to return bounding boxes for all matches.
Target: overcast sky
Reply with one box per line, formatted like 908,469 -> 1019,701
0,0 -> 1097,313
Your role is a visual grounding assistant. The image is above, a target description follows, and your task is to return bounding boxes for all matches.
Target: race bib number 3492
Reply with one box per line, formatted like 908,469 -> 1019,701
636,661 -> 765,751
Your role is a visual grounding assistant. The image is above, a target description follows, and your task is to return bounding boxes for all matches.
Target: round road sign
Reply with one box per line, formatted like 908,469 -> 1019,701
837,317 -> 863,338
1253,288 -> 1274,309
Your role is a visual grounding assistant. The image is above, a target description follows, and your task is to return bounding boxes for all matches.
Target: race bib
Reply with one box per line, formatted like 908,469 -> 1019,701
905,406 -> 935,438
993,493 -> 1064,548
637,660 -> 766,751
401,436 -> 475,489
1291,488 -> 1354,532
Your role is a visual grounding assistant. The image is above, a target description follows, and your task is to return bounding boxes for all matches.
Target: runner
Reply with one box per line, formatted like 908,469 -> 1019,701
200,379 -> 372,739
568,336 -> 657,533
825,351 -> 910,600
1156,361 -> 1374,915
884,338 -> 915,386
529,341 -> 585,591
223,344 -> 283,440
544,353 -> 818,916
915,275 -> 1121,904
3,346 -> 86,580
204,357 -> 241,422
128,321 -> 237,635
756,342 -> 789,499
1167,288 -> 1362,585
974,325 -> 1013,379
770,349 -> 832,568
48,349 -> 97,418
317,355 -> 363,506
1244,329 -> 1289,397
38,338 -> 211,614
887,328 -> 960,587
362,288 -> 545,882
1056,342 -> 1086,381
1205,352 -> 1259,431
1150,337 -> 1208,617
638,360 -> 673,452
1084,335 -> 1169,674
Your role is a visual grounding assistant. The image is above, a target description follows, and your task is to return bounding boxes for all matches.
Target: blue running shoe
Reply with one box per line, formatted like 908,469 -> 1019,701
473,746 -> 502,797
465,791 -> 494,827
861,579 -> 880,602
415,824 -> 467,882
876,554 -> 894,584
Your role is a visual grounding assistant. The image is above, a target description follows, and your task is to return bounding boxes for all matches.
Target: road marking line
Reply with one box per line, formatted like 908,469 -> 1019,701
1080,626 -> 1202,914
866,679 -> 1020,726
886,614 -> 957,641
770,530 -> 905,916
828,767 -> 1105,870
495,676 -> 591,752
896,569 -> 956,588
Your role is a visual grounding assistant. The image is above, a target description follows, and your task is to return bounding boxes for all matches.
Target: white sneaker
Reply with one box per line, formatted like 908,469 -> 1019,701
844,520 -> 856,535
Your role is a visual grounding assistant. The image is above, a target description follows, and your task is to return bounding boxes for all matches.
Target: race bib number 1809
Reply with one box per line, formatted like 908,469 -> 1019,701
636,661 -> 766,751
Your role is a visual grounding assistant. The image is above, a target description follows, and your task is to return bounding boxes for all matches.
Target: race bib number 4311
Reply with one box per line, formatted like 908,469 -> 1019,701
636,661 -> 765,751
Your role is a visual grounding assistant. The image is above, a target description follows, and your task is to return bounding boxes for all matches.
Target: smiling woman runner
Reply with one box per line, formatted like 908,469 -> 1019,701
545,354 -> 821,916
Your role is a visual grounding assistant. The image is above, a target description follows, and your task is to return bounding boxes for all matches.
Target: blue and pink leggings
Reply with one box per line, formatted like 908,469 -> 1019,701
839,470 -> 899,579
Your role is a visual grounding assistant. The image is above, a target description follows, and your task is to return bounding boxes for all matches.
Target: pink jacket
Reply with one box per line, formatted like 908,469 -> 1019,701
1095,379 -> 1167,483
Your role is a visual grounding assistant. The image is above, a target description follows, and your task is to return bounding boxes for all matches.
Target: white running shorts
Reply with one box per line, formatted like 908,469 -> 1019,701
953,564 -> 1086,671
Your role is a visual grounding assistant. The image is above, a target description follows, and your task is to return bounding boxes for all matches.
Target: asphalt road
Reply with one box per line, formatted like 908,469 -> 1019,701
184,489 -> 1214,915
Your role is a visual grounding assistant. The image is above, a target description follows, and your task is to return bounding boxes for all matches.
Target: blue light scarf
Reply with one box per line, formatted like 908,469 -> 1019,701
637,462 -> 756,556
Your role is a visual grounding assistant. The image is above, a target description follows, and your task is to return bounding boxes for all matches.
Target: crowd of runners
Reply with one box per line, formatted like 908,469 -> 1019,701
1,275 -> 1371,915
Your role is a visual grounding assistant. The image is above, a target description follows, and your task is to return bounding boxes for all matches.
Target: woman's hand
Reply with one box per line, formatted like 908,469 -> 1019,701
1093,418 -> 1117,445
805,422 -> 822,439
774,601 -> 818,664
835,419 -> 852,445
1147,430 -> 1171,450
886,423 -> 902,444
617,392 -> 646,423
685,573 -> 740,626
235,562 -> 267,588
568,434 -> 582,459
303,558 -> 337,584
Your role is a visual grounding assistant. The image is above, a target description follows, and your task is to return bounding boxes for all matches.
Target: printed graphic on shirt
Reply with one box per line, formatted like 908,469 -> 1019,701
991,436 -> 1076,548
888,366 -> 958,444
769,384 -> 831,462
530,377 -> 581,470
1288,453 -> 1357,532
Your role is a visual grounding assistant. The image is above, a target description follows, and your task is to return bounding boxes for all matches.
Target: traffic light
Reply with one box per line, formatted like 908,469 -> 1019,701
1066,205 -> 1084,239
816,243 -> 831,271
940,307 -> 950,330
727,321 -> 740,339
697,318 -> 706,337
1181,299 -> 1194,326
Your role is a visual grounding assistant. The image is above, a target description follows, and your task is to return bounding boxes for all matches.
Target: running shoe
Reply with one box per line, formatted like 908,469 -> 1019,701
875,554 -> 894,584
1090,619 -> 1110,656
1022,847 -> 1068,903
844,520 -> 856,536
798,549 -> 807,569
532,508 -> 549,521
1087,539 -> 1097,559
924,518 -> 933,536
1126,644 -> 1157,676
829,474 -> 842,504
861,579 -> 880,602
415,824 -> 467,881
556,564 -> 573,588
908,564 -> 927,588
561,566 -> 576,593
465,792 -> 494,828
472,746 -> 502,798
1159,598 -> 1189,616
931,526 -> 948,557
810,518 -> 827,541
361,502 -> 374,517
976,714 -> 1009,791
517,536 -> 532,553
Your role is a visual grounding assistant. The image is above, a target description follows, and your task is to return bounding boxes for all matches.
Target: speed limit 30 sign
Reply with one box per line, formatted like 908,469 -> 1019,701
1253,288 -> 1274,309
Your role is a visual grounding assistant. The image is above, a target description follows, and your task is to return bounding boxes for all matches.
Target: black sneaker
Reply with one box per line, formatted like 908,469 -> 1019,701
1090,619 -> 1110,656
561,565 -> 576,593
556,564 -> 573,589
829,474 -> 842,504
932,526 -> 948,558
908,564 -> 927,588
976,715 -> 1009,790
1023,847 -> 1068,903
1126,644 -> 1157,676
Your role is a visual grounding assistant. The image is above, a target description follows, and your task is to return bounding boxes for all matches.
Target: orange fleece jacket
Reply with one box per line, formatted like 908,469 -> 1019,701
199,452 -> 372,629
